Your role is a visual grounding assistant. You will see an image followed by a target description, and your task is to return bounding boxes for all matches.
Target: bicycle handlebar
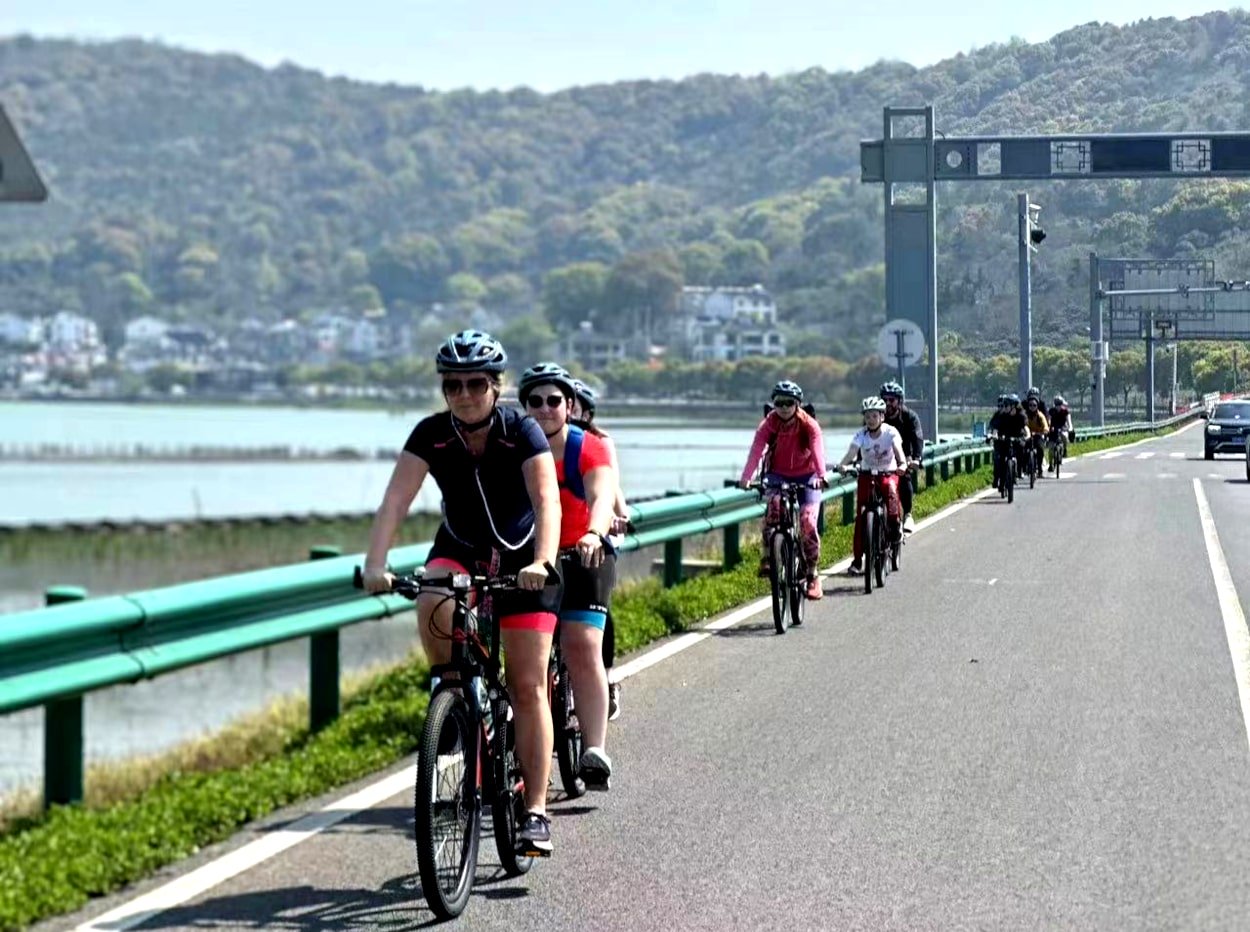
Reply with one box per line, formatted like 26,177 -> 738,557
353,563 -> 562,600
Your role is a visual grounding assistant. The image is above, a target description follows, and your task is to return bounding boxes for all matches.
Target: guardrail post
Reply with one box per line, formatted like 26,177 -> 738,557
308,545 -> 341,732
44,585 -> 88,809
664,491 -> 683,588
940,458 -> 950,481
721,480 -> 742,570
841,488 -> 854,525
925,462 -> 936,488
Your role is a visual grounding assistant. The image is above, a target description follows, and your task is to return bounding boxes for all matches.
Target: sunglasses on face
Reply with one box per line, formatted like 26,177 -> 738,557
442,377 -> 492,397
525,393 -> 566,409
773,399 -> 796,409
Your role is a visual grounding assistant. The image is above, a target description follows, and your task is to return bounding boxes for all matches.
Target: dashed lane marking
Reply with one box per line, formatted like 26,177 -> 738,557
1102,472 -> 1127,480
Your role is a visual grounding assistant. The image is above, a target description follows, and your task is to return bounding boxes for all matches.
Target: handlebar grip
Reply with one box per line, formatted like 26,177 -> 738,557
352,566 -> 364,590
542,561 -> 563,587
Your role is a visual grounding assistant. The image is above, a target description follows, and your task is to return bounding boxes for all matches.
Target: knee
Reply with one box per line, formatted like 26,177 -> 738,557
509,677 -> 546,712
563,631 -> 605,670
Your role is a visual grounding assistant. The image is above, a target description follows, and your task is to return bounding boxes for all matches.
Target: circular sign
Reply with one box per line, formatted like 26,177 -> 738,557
876,319 -> 926,370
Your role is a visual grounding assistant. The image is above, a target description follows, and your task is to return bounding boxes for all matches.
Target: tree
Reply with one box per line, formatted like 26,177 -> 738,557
499,314 -> 557,371
445,272 -> 488,308
603,251 -> 683,349
541,262 -> 609,330
368,235 -> 449,306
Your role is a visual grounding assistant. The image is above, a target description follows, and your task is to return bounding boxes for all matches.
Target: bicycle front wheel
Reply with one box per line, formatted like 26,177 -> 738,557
862,511 -> 875,595
415,689 -> 481,920
788,534 -> 806,627
873,511 -> 887,590
770,531 -> 790,634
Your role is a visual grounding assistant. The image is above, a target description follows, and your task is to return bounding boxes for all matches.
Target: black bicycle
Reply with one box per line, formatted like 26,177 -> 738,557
552,555 -> 587,798
1025,436 -> 1043,488
1047,429 -> 1067,479
990,435 -> 1017,504
840,466 -> 901,594
750,478 -> 812,633
354,565 -> 558,920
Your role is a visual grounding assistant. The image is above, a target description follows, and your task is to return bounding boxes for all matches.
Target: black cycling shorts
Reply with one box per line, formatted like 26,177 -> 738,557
558,552 -> 616,630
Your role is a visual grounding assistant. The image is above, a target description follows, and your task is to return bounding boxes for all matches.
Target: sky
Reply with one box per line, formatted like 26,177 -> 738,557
2,1 -> 1234,92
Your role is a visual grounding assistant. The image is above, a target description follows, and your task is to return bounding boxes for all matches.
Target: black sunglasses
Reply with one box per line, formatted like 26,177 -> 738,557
773,399 -> 797,408
442,377 -> 492,396
525,393 -> 565,409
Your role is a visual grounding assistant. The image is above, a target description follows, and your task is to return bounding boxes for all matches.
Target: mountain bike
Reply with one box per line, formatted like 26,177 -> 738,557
1026,436 -> 1042,488
750,478 -> 812,633
840,466 -> 901,594
990,435 -> 1016,504
354,564 -> 559,920
552,555 -> 587,798
1047,429 -> 1067,479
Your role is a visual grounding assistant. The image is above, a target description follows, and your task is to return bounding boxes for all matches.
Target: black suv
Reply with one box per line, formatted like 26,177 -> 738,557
1204,400 -> 1250,460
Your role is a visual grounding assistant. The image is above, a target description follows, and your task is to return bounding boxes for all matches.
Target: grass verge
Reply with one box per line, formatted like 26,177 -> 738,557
0,420 -> 1190,931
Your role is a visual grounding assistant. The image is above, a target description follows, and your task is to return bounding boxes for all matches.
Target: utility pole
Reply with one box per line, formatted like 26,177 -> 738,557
1090,254 -> 1106,427
1018,194 -> 1032,396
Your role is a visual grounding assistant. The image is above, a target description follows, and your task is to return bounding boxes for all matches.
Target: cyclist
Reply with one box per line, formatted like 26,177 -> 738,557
833,396 -> 906,576
1047,395 -> 1072,472
570,378 -> 628,722
880,381 -> 924,534
738,380 -> 827,601
362,330 -> 561,855
1023,391 -> 1050,479
988,392 -> 1028,488
520,363 -> 619,791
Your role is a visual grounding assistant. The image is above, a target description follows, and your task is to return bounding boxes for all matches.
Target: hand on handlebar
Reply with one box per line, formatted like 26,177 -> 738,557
738,478 -> 751,490
362,565 -> 394,594
517,561 -> 551,591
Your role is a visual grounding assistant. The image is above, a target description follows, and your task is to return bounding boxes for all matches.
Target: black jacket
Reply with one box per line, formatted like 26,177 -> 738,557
884,404 -> 924,459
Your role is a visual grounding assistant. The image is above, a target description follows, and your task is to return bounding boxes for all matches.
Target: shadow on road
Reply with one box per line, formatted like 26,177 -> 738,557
260,805 -> 413,837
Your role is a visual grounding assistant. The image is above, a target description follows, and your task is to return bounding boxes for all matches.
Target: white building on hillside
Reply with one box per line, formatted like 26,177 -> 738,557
0,312 -> 41,346
680,284 -> 786,362
47,311 -> 100,351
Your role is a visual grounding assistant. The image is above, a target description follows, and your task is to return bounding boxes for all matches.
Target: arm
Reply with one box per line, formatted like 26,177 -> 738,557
603,436 -> 629,519
908,410 -> 924,459
577,464 -> 618,567
738,420 -> 772,487
519,452 -> 561,588
808,419 -> 827,482
363,452 -> 429,591
837,441 -> 862,470
892,432 -> 907,471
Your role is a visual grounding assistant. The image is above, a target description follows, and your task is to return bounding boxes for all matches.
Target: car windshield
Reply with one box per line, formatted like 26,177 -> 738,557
1212,403 -> 1250,420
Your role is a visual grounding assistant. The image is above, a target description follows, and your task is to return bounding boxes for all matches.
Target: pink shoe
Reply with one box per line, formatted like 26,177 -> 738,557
805,577 -> 823,600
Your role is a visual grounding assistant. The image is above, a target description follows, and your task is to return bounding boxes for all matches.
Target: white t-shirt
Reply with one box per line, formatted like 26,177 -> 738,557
852,425 -> 905,472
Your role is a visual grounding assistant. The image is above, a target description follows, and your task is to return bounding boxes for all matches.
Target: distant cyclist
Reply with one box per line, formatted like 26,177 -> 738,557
570,376 -> 629,723
833,396 -> 906,576
1047,395 -> 1072,473
879,381 -> 923,534
988,392 -> 1029,486
1023,390 -> 1050,478
519,363 -> 619,791
738,380 -> 827,601
362,330 -> 561,855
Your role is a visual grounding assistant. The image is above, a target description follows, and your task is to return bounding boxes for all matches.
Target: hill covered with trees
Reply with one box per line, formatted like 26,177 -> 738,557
2,10 -> 1250,376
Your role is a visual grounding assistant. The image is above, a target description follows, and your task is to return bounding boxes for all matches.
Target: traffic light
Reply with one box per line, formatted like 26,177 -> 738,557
1026,202 -> 1045,250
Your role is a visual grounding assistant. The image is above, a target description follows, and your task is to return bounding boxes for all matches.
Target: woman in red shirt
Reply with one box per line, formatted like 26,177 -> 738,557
738,380 -> 827,600
518,363 -> 620,791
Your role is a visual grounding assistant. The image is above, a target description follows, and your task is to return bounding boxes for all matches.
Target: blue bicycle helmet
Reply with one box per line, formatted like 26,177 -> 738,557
435,330 -> 507,373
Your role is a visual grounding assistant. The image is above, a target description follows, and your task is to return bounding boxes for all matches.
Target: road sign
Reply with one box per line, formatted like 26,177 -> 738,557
0,106 -> 48,202
877,318 -> 925,369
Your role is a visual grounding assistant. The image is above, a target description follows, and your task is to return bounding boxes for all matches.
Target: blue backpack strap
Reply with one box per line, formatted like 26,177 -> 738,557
562,425 -> 586,502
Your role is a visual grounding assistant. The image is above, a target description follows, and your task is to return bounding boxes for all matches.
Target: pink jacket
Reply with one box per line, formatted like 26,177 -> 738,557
740,409 -> 826,483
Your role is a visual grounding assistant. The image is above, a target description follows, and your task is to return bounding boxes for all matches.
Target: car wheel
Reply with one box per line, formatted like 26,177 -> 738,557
1205,446 -> 1215,461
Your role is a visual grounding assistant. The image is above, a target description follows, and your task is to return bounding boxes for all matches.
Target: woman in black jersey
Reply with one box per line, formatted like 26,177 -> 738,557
363,330 -> 562,855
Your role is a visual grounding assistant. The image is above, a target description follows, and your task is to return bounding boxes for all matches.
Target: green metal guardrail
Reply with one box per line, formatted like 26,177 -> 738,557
0,415 -> 1198,808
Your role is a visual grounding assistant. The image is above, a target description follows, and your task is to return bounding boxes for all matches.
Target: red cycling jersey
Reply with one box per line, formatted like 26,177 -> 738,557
554,429 -> 612,549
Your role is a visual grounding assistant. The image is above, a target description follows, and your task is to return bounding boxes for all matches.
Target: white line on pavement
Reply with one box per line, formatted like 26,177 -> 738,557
1192,479 -> 1250,755
1102,473 -> 1126,480
74,767 -> 416,931
1135,452 -> 1156,459
1171,452 -> 1186,459
81,483 -> 1001,929
1157,473 -> 1178,479
1101,451 -> 1124,459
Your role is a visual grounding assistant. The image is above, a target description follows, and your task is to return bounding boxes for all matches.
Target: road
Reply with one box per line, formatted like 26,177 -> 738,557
56,423 -> 1250,931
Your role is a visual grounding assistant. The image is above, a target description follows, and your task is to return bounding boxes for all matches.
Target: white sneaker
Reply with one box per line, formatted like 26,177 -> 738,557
903,513 -> 915,534
579,746 -> 612,791
607,682 -> 621,722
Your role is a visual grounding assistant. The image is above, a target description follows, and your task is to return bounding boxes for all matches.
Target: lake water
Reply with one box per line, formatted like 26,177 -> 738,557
0,400 -> 862,524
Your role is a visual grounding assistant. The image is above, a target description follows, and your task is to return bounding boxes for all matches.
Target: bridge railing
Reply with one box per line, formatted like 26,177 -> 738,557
0,414 -> 1197,808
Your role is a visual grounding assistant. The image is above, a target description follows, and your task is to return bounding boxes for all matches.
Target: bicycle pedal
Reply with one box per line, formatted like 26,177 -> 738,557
518,844 -> 553,858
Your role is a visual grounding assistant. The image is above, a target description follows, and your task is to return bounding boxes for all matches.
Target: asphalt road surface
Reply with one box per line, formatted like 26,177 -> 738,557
55,423 -> 1250,931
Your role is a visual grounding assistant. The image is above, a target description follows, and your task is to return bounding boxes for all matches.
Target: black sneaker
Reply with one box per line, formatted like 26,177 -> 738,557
517,811 -> 552,857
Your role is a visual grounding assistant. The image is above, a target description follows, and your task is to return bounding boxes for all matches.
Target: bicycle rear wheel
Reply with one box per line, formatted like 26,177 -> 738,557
1029,450 -> 1037,488
1006,462 -> 1015,504
770,531 -> 790,634
1055,446 -> 1063,480
552,659 -> 585,798
415,689 -> 480,920
873,510 -> 887,590
788,534 -> 806,627
862,511 -> 875,595
490,703 -> 533,877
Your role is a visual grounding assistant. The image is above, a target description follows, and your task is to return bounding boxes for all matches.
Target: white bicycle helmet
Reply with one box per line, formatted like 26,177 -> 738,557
862,396 -> 887,413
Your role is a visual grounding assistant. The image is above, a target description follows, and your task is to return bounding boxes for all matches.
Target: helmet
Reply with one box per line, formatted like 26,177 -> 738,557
1053,395 -> 1066,406
570,378 -> 597,415
517,362 -> 575,405
771,380 -> 803,402
1026,386 -> 1041,400
880,381 -> 904,400
435,329 -> 507,373
862,396 -> 887,413
1007,393 -> 1021,404
997,393 -> 1009,404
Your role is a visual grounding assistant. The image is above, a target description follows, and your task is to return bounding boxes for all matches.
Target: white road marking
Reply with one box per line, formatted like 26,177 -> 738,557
1171,452 -> 1187,459
1135,452 -> 1156,460
1101,451 -> 1124,459
1210,473 -> 1225,480
1059,472 -> 1077,480
1102,472 -> 1126,480
74,767 -> 416,931
988,578 -> 998,586
1157,473 -> 1178,479
1192,479 -> 1250,756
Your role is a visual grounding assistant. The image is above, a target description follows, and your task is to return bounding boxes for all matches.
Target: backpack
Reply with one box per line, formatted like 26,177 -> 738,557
561,425 -> 586,501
